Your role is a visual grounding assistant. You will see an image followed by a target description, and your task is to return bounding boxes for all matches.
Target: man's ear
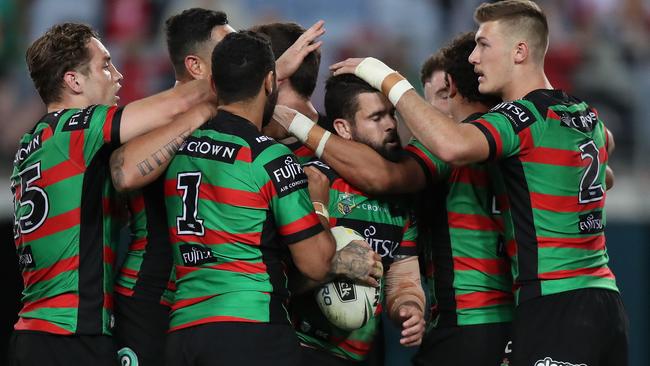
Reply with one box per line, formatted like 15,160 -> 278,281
264,71 -> 275,95
184,55 -> 205,79
513,41 -> 529,64
63,71 -> 83,94
333,118 -> 353,140
446,73 -> 458,99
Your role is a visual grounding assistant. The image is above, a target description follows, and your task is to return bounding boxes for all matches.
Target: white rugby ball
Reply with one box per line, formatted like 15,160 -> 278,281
315,226 -> 381,331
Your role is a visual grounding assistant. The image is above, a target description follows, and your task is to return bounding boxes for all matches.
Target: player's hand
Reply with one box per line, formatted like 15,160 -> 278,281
329,58 -> 364,76
276,20 -> 325,81
272,105 -> 298,133
397,303 -> 425,347
304,166 -> 330,206
332,240 -> 383,287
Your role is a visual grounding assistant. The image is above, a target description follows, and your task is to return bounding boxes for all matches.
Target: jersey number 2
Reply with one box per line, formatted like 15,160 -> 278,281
578,140 -> 604,204
176,172 -> 205,235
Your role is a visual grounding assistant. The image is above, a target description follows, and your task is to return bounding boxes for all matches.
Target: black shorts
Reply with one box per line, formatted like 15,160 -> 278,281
165,322 -> 302,366
113,293 -> 170,366
511,288 -> 628,366
9,331 -> 118,366
300,345 -> 357,366
411,321 -> 511,366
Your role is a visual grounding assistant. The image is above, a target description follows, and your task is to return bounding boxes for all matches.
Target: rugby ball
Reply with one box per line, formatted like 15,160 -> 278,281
315,226 -> 381,331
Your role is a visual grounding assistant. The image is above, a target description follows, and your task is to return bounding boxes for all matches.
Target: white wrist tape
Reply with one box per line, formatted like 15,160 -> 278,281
315,131 -> 331,158
354,57 -> 395,91
288,113 -> 315,143
388,79 -> 415,105
312,201 -> 329,220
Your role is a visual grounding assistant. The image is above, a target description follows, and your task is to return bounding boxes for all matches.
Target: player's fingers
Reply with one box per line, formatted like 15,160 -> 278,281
301,20 -> 325,41
400,335 -> 422,347
301,40 -> 323,55
359,276 -> 379,288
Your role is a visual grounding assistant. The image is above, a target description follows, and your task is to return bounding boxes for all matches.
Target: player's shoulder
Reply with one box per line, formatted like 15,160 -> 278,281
57,105 -> 115,132
482,100 -> 537,133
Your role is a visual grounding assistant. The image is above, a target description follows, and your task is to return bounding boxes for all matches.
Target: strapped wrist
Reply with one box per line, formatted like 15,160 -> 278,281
288,113 -> 315,142
312,201 -> 329,220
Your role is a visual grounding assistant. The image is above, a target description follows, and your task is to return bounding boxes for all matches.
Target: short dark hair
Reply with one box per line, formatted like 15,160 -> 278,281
474,0 -> 548,63
26,23 -> 98,104
249,22 -> 320,99
165,8 -> 228,79
419,52 -> 445,86
323,74 -> 378,132
211,31 -> 275,105
440,31 -> 501,107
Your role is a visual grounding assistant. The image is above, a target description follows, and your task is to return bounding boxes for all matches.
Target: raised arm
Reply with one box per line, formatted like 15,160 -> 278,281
330,57 -> 490,166
273,106 -> 426,195
119,79 -> 213,144
110,101 -> 217,192
275,20 -> 325,81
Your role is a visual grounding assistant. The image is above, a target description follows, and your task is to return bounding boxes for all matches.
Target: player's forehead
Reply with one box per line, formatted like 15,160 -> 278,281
355,92 -> 392,117
87,37 -> 111,62
475,20 -> 504,42
211,24 -> 236,43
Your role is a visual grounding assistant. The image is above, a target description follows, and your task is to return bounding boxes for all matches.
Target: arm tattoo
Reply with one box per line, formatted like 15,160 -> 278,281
110,147 -> 126,188
329,241 -> 374,281
135,127 -> 191,177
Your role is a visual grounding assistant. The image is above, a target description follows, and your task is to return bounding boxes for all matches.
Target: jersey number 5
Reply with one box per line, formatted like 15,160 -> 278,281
176,172 -> 205,236
578,140 -> 604,204
13,162 -> 49,238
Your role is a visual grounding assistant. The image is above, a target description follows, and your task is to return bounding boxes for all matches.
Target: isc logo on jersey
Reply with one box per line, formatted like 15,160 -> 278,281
534,357 -> 586,366
315,227 -> 381,331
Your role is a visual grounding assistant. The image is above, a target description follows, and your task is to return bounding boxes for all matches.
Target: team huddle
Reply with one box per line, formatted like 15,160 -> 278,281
10,1 -> 629,366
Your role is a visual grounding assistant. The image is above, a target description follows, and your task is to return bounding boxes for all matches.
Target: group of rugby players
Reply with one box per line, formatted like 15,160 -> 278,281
10,1 -> 628,365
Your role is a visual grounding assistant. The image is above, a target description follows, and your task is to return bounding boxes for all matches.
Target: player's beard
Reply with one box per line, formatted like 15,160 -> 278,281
262,81 -> 279,128
351,129 -> 403,162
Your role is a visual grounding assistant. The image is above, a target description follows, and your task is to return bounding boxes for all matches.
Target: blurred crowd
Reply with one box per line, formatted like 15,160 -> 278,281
1,0 -> 648,210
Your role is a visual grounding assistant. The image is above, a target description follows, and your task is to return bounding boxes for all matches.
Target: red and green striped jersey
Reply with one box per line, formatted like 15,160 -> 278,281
291,159 -> 418,361
164,110 -> 323,332
405,114 -> 513,327
114,177 -> 175,306
470,89 -> 617,304
11,105 -> 123,335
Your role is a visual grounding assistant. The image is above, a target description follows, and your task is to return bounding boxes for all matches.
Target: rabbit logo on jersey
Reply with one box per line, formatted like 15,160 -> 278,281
534,357 -> 586,366
264,155 -> 308,198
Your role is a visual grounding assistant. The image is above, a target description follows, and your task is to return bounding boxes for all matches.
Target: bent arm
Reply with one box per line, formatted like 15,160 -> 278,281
110,102 -> 217,192
119,79 -> 213,144
289,230 -> 336,282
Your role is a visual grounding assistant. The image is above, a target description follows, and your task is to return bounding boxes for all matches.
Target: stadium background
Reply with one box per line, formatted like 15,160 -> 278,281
0,0 -> 647,364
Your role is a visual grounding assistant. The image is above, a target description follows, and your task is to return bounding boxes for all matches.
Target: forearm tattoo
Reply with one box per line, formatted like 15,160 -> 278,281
110,147 -> 126,187
135,127 -> 191,177
330,241 -> 373,280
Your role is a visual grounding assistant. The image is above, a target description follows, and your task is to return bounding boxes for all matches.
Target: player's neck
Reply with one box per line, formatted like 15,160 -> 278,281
218,97 -> 265,130
277,88 -> 318,121
502,67 -> 553,101
46,95 -> 91,113
451,100 -> 491,122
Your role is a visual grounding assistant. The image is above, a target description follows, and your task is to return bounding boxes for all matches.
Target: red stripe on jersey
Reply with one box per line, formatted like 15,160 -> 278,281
69,130 -> 85,166
259,180 -> 275,204
538,266 -> 615,280
41,125 -> 53,143
454,257 -> 509,275
129,237 -> 147,251
405,144 -> 437,178
104,245 -> 115,265
200,184 -> 267,208
277,212 -> 320,237
104,292 -> 113,310
506,240 -> 517,258
330,336 -> 372,355
128,194 -> 145,215
400,240 -> 417,248
455,290 -> 513,309
171,294 -> 213,310
103,106 -> 117,143
331,179 -> 364,196
168,315 -> 260,332
521,146 -> 608,167
14,318 -> 73,335
447,212 -> 501,231
170,228 -> 261,246
547,109 -> 561,121
518,125 -> 534,154
175,261 -> 266,279
474,119 -> 503,158
114,285 -> 135,297
41,159 -> 84,187
293,145 -> 314,158
20,293 -> 79,314
167,280 -> 176,291
538,235 -> 605,251
236,146 -> 252,162
22,256 -> 78,285
20,208 -> 80,245
530,192 -> 604,212
495,193 -> 510,212
119,267 -> 139,279
450,167 -> 489,186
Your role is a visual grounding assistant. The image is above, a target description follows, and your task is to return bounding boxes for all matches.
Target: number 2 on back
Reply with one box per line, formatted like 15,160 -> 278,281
578,140 -> 604,204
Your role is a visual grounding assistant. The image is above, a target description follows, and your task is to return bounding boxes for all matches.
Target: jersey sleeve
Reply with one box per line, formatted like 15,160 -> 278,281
64,105 -> 123,159
469,101 -> 536,160
252,143 -> 323,245
404,138 -> 452,183
394,211 -> 418,258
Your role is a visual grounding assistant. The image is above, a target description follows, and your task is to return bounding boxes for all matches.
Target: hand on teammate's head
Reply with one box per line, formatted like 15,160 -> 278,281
275,20 -> 325,81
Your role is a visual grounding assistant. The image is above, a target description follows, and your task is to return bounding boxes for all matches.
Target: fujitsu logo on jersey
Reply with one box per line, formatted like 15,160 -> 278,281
364,225 -> 400,259
179,244 -> 218,266
491,102 -> 535,133
534,357 -> 586,366
62,105 -> 96,131
264,155 -> 308,198
14,132 -> 42,165
17,245 -> 36,269
273,156 -> 303,182
578,211 -> 604,234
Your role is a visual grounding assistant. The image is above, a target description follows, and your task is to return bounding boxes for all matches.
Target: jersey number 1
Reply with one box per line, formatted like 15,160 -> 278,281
578,140 -> 604,204
176,172 -> 205,235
